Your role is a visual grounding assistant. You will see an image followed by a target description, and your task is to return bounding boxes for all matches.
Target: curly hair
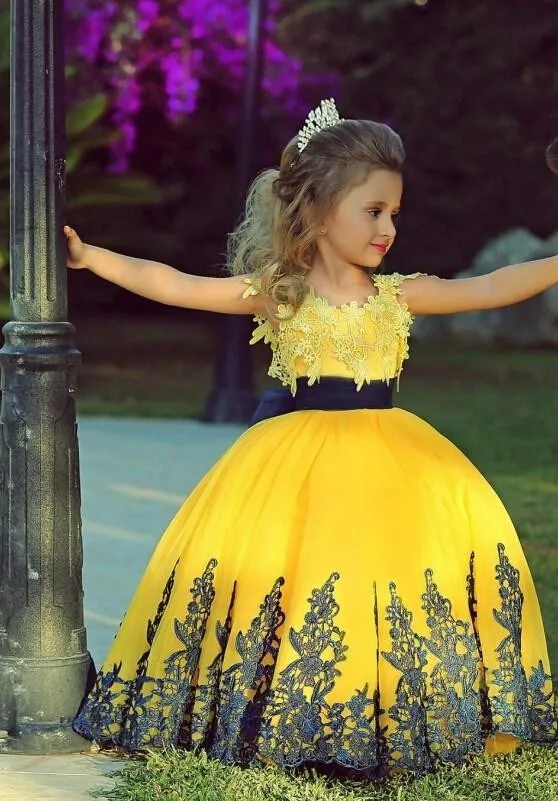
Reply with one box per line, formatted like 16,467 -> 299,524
227,118 -> 405,312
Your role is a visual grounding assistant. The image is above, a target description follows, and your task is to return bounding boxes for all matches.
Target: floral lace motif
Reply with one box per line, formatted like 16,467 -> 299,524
242,273 -> 426,394
73,544 -> 558,777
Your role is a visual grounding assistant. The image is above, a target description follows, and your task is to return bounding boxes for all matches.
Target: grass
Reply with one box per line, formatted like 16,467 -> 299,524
93,745 -> 558,801
67,314 -> 558,800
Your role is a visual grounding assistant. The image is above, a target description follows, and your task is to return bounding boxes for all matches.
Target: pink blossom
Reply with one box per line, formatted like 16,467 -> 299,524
65,0 -> 332,170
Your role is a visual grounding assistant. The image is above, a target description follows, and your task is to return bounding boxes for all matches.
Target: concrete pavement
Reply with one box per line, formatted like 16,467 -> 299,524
0,753 -> 123,800
0,416 -> 244,800
79,416 -> 244,665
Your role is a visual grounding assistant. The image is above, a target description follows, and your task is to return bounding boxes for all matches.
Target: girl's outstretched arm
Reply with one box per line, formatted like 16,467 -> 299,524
401,255 -> 558,315
64,227 -> 266,315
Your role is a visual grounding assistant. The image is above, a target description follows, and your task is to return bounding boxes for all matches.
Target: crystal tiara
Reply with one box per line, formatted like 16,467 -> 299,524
297,98 -> 343,153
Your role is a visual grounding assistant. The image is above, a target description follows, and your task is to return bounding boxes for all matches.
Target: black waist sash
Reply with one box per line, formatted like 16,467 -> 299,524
250,377 -> 394,426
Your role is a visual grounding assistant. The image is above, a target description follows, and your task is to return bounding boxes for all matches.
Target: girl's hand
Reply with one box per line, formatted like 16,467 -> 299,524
64,225 -> 88,269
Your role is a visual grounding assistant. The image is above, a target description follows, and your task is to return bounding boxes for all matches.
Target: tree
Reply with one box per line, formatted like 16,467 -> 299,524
64,0 -> 322,170
0,5 -> 170,310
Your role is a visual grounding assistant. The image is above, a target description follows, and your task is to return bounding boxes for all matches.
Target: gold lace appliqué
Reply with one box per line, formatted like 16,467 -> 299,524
242,272 -> 426,395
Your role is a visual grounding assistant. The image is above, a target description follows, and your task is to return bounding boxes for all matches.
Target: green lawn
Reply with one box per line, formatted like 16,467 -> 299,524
71,315 -> 558,800
93,745 -> 558,801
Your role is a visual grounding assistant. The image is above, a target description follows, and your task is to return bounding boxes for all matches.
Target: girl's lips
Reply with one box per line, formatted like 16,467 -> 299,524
372,243 -> 387,253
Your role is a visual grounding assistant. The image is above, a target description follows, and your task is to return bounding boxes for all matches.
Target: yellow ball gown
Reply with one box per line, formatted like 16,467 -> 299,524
73,272 -> 557,777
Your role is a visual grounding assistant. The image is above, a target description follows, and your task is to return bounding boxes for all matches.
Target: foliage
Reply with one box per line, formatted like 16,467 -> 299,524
64,0 -> 331,170
0,5 -> 171,291
7,1 -> 558,307
92,741 -> 558,799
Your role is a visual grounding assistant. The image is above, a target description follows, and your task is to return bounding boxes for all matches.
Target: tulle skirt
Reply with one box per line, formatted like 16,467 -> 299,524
74,405 -> 558,776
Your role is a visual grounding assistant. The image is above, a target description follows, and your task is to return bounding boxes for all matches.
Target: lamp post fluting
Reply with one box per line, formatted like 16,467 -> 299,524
0,0 -> 91,754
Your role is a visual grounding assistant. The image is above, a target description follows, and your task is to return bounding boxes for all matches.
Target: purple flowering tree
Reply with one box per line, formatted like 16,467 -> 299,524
65,0 -> 311,171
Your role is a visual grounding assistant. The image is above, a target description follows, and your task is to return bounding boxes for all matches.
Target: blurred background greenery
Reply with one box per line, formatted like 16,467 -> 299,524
2,0 -> 557,317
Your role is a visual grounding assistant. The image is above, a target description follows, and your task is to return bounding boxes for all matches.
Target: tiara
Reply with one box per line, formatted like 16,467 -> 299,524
297,98 -> 343,153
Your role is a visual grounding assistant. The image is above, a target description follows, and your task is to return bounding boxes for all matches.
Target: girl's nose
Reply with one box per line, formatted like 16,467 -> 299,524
380,215 -> 397,239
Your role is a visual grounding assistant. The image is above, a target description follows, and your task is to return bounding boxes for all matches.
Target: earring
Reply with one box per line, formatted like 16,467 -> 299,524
320,228 -> 326,235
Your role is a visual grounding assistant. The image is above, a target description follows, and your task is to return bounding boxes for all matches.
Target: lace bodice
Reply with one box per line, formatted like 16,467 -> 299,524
242,272 -> 426,395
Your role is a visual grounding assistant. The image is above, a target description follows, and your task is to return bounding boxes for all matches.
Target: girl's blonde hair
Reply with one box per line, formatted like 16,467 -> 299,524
227,119 -> 405,310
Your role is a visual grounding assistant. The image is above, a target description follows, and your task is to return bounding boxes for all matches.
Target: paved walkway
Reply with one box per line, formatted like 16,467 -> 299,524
0,753 -> 123,800
78,417 -> 243,666
0,417 -> 244,800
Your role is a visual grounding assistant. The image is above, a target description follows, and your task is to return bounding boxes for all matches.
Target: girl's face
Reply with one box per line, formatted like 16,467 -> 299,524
318,169 -> 403,270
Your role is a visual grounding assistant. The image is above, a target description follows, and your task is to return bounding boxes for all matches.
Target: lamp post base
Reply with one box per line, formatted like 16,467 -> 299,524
0,652 -> 94,754
0,725 -> 89,756
0,322 -> 92,755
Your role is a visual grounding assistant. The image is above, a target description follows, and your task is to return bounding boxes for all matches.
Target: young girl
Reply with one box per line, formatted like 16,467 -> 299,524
68,99 -> 558,778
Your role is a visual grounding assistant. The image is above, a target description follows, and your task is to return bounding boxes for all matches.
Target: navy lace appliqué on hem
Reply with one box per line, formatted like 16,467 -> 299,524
73,544 -> 558,776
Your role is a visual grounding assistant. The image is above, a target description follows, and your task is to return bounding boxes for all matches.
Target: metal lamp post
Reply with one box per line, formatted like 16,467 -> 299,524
0,0 -> 91,753
204,0 -> 268,423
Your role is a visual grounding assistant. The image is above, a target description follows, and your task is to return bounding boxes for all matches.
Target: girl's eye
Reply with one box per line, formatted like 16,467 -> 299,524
368,209 -> 401,226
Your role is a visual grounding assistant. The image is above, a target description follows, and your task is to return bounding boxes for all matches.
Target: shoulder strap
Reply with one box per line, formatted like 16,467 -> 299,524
373,271 -> 427,298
